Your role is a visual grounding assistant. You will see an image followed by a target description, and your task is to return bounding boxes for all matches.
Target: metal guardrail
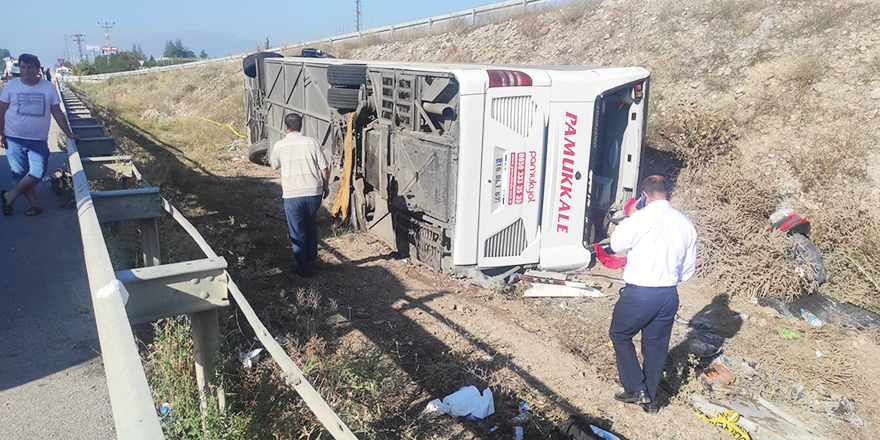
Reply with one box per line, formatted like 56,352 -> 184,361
60,84 -> 165,439
67,0 -> 557,82
59,81 -> 358,439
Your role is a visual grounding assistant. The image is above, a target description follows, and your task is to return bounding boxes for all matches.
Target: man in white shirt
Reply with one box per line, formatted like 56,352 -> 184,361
0,53 -> 81,216
269,113 -> 330,277
608,175 -> 697,414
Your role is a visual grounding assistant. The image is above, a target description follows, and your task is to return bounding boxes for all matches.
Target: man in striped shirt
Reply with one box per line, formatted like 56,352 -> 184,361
270,113 -> 330,277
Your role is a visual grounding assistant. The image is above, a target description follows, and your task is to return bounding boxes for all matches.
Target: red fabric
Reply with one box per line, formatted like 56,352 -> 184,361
593,243 -> 627,270
624,197 -> 638,216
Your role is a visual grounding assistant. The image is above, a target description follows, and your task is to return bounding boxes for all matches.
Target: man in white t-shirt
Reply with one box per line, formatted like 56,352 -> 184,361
0,53 -> 81,216
269,113 -> 330,277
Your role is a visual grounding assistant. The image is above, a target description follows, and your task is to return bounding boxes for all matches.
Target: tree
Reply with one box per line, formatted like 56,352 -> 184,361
199,50 -> 208,59
163,39 -> 196,59
131,43 -> 146,60
72,60 -> 97,76
0,48 -> 11,72
264,37 -> 270,50
91,52 -> 141,74
163,40 -> 177,58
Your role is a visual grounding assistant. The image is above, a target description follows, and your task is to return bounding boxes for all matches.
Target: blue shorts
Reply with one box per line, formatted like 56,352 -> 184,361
5,136 -> 50,182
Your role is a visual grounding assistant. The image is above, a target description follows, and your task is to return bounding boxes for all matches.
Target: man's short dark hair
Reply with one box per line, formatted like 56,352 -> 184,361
284,113 -> 303,132
18,53 -> 41,70
641,175 -> 670,197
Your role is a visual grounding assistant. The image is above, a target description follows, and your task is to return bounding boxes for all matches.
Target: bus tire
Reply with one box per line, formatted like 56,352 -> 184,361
247,140 -> 269,165
327,64 -> 367,87
327,87 -> 360,112
242,52 -> 283,78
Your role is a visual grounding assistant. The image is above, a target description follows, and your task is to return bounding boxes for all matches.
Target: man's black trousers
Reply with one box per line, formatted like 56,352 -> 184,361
609,285 -> 679,401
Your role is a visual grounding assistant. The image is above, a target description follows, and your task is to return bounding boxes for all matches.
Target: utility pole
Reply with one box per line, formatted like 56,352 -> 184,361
355,0 -> 362,32
62,35 -> 72,66
98,21 -> 115,47
98,22 -> 115,66
72,34 -> 86,63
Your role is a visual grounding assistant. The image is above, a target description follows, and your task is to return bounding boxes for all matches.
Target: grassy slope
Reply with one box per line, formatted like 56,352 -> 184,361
80,0 -> 880,306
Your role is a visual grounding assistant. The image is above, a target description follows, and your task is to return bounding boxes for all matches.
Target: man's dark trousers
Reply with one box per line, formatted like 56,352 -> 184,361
283,195 -> 322,276
609,285 -> 679,401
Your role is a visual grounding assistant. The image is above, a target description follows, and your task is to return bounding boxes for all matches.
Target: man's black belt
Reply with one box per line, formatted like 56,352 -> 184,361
625,283 -> 677,290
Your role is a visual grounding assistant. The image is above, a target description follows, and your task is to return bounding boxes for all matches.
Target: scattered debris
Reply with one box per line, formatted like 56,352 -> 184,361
696,410 -> 751,440
421,386 -> 495,420
239,348 -> 263,369
556,416 -> 623,440
760,292 -> 880,329
523,283 -> 605,297
521,270 -> 604,297
800,308 -> 822,327
696,364 -> 736,386
831,397 -> 865,426
589,425 -> 620,440
691,393 -> 828,440
779,329 -> 800,339
509,401 -> 531,425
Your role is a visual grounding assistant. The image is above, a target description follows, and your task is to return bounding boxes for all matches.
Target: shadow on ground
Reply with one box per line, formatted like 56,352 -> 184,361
663,294 -> 743,406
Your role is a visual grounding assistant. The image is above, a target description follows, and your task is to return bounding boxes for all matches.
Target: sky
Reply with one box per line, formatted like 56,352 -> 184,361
1,0 -> 506,65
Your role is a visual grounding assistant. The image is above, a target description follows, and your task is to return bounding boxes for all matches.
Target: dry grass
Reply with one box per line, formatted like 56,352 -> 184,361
558,0 -> 599,25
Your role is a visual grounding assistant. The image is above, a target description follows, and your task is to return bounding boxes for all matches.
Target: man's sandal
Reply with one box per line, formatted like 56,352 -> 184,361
1,191 -> 12,216
24,207 -> 43,217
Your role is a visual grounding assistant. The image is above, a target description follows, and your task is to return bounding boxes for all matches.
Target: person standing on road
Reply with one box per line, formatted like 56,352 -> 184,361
270,113 -> 330,278
608,175 -> 697,414
0,53 -> 81,216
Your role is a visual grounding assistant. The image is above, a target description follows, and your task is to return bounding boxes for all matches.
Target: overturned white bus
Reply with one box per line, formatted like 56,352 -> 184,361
243,52 -> 649,274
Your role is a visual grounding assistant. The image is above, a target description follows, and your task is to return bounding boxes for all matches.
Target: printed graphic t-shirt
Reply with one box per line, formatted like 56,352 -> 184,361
0,79 -> 61,140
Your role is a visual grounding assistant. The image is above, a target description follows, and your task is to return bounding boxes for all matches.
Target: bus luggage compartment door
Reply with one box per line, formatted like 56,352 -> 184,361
477,87 -> 550,268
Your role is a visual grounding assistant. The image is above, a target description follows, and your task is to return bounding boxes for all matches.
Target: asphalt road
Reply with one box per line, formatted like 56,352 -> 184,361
0,111 -> 115,438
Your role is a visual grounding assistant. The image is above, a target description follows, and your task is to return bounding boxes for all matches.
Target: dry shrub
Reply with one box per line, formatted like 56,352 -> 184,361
517,8 -> 546,37
783,54 -> 826,90
558,0 -> 599,24
676,161 -> 817,300
655,102 -> 739,171
667,103 -> 817,300
809,201 -> 880,309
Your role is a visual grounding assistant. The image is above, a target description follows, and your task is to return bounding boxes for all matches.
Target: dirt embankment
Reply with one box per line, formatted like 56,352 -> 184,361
73,0 -> 880,439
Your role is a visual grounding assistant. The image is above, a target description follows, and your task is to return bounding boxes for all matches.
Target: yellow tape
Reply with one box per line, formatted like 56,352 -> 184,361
330,113 -> 354,220
696,410 -> 751,440
191,116 -> 246,138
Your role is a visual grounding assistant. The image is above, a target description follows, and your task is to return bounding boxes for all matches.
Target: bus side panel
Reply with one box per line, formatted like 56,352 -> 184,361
539,102 -> 594,270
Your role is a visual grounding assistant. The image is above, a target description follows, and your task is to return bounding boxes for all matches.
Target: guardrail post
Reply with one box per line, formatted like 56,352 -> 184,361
141,219 -> 161,267
192,308 -> 226,426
